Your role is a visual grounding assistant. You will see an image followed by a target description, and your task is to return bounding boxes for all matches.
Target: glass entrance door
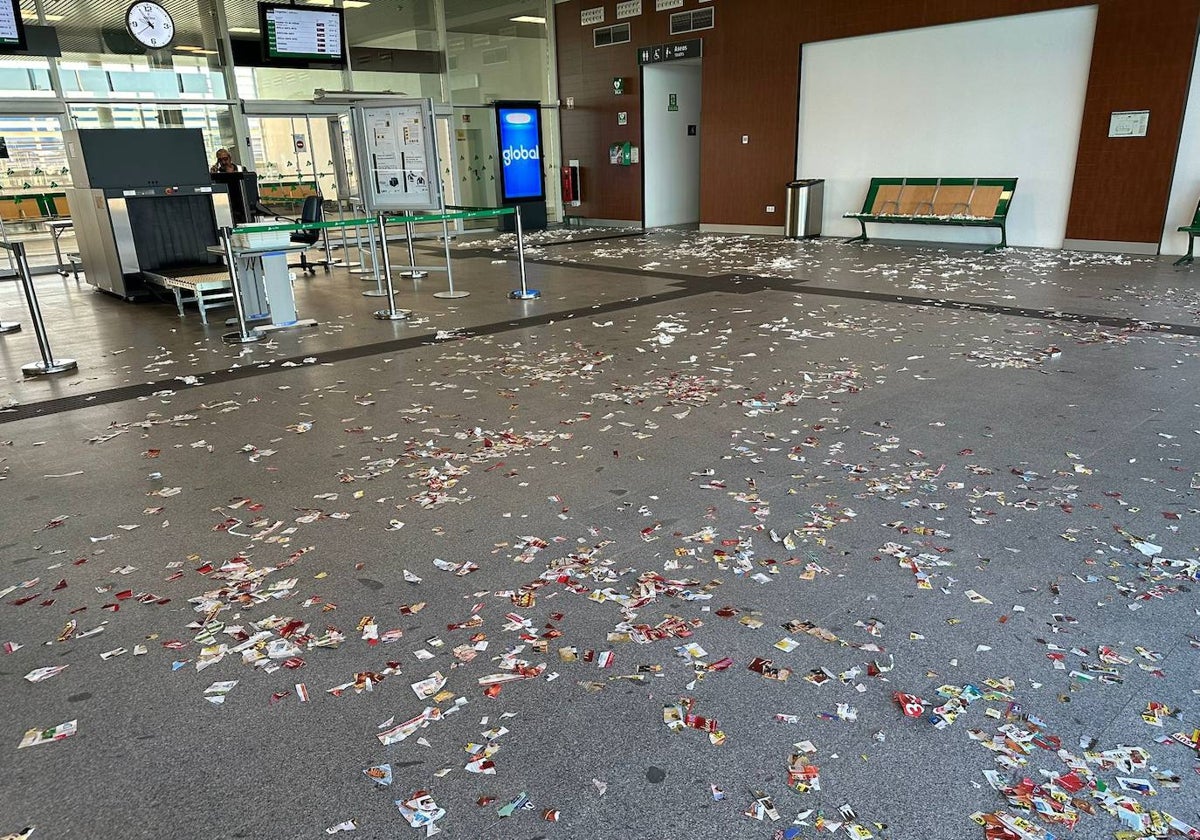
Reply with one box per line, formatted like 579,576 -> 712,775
246,114 -> 338,217
0,113 -> 74,273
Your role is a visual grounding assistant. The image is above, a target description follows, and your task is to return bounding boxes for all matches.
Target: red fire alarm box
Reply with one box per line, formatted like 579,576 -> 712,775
560,163 -> 581,206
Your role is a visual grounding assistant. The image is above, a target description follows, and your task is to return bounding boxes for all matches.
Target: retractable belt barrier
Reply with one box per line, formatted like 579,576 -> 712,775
233,204 -> 540,307
0,240 -> 78,377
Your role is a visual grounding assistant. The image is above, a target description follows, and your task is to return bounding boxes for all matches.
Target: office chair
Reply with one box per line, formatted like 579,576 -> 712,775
288,195 -> 330,275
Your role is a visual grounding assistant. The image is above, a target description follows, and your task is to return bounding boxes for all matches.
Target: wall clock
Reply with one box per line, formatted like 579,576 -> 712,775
126,1 -> 175,50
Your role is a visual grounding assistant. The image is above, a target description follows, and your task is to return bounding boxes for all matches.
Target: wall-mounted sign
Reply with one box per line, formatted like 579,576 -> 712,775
293,133 -> 306,152
613,77 -> 625,95
1109,110 -> 1149,138
609,142 -> 632,166
668,93 -> 678,112
637,38 -> 702,65
618,111 -> 627,126
495,100 -> 545,203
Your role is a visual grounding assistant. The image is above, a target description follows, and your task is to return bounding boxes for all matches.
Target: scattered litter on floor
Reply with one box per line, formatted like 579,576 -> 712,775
5,231 -> 1200,838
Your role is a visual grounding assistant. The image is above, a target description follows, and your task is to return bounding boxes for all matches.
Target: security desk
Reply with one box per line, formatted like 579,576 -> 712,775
206,242 -> 316,334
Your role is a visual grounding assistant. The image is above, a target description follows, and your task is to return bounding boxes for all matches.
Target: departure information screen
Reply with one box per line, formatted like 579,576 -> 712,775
261,4 -> 343,63
0,0 -> 27,50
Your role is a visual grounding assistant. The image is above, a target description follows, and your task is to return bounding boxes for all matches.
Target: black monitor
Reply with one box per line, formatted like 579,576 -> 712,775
212,170 -> 260,225
258,2 -> 346,68
0,0 -> 28,52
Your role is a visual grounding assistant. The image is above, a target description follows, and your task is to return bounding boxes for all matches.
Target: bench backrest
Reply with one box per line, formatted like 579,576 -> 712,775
859,177 -> 1018,220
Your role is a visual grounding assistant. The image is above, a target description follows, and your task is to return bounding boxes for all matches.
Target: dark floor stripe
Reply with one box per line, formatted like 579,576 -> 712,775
773,282 -> 1200,337
4,260 -> 1198,424
0,280 -> 727,424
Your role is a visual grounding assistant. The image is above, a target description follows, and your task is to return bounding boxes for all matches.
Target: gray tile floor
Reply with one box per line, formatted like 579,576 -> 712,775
1,231 -> 1198,840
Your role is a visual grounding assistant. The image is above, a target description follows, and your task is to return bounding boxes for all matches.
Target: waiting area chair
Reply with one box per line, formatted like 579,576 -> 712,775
288,195 -> 330,275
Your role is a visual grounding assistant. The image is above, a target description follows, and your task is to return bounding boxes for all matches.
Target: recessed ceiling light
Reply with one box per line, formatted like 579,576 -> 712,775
342,1 -> 371,7
227,26 -> 259,34
510,15 -> 546,24
23,12 -> 65,21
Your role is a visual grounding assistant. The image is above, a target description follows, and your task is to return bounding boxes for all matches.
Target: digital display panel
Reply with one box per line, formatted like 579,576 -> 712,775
259,3 -> 344,67
495,102 -> 545,203
0,0 -> 28,52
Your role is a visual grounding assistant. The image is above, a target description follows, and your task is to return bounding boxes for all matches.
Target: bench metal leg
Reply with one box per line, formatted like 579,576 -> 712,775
1174,232 -> 1195,266
983,223 -> 1008,254
172,288 -> 185,318
843,219 -> 869,245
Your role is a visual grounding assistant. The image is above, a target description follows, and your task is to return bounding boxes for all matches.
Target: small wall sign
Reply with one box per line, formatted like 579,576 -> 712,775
1109,110 -> 1149,138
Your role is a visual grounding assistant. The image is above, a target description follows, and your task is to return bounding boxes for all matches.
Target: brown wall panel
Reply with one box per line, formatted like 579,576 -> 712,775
555,0 -> 1200,244
1065,1 -> 1200,243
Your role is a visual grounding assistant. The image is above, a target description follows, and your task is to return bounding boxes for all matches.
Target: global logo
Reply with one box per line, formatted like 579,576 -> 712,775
502,145 -> 540,166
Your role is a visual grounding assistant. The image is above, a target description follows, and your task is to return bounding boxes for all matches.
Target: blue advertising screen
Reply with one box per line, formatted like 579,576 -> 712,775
496,103 -> 545,203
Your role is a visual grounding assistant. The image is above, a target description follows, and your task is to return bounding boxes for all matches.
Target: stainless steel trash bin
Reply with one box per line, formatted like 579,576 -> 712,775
784,179 -> 824,239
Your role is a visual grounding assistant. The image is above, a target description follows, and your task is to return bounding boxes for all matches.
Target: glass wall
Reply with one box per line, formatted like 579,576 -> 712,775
443,0 -> 558,221
0,54 -> 53,97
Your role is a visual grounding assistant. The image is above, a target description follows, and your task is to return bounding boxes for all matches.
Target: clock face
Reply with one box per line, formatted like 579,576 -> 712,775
126,1 -> 175,49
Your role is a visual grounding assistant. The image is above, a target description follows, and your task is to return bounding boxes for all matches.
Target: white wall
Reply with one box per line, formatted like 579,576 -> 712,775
1161,36 -> 1200,255
643,60 -> 702,228
797,7 -> 1097,248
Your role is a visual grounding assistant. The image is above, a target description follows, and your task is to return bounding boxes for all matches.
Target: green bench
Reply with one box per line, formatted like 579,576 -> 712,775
843,177 -> 1018,252
1173,200 -> 1200,265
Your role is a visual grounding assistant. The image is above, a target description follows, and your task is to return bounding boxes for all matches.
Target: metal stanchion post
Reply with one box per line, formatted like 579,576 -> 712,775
335,199 -> 360,268
11,242 -> 76,377
400,214 -> 427,280
220,227 -> 264,345
349,211 -> 376,276
362,215 -> 388,298
432,215 -> 469,299
508,205 -> 540,300
373,213 -> 411,321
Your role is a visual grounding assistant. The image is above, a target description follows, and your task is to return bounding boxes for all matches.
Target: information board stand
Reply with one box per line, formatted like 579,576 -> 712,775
350,100 -> 441,215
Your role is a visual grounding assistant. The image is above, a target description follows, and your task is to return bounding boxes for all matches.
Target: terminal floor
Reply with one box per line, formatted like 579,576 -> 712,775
1,232 -> 1198,840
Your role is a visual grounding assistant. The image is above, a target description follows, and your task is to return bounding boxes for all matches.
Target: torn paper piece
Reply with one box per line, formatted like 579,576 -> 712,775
18,719 -> 77,749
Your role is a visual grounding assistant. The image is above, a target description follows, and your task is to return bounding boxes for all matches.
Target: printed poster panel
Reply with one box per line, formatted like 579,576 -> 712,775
351,99 -> 441,212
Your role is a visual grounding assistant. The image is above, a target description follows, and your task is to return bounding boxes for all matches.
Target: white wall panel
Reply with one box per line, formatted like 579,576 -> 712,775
797,8 -> 1097,248
1160,37 -> 1200,256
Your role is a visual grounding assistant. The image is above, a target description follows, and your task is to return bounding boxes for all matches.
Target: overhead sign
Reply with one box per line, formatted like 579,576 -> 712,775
637,38 -> 701,65
495,101 -> 545,203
